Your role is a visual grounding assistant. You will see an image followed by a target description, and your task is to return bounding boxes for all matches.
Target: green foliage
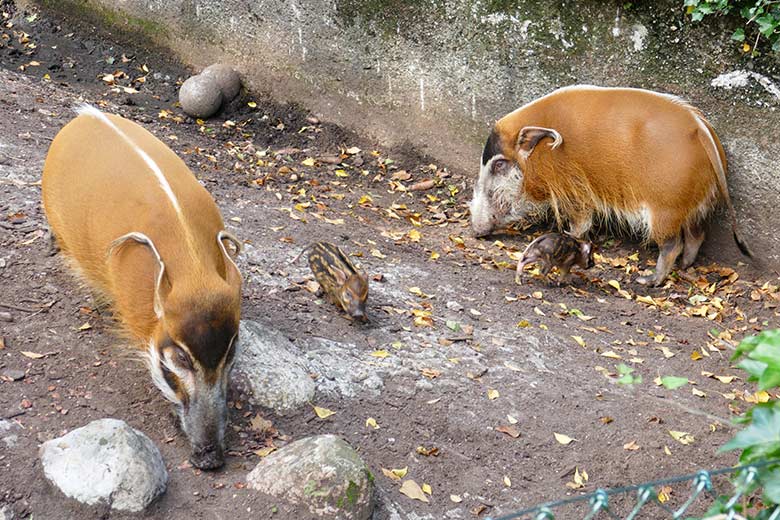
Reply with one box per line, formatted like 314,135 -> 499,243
616,363 -> 642,385
660,375 -> 689,389
713,330 -> 780,515
683,0 -> 780,53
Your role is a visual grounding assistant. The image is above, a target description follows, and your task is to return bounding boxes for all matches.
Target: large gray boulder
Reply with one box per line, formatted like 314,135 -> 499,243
247,435 -> 374,520
39,418 -> 167,512
234,320 -> 315,411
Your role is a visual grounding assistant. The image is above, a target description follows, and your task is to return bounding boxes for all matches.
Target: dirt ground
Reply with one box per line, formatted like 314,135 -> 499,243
1,2 -> 779,519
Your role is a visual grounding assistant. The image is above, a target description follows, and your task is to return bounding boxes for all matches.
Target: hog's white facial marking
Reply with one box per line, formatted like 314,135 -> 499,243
469,154 -> 524,237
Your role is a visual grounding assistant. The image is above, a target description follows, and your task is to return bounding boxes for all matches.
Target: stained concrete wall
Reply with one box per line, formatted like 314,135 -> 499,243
33,0 -> 780,266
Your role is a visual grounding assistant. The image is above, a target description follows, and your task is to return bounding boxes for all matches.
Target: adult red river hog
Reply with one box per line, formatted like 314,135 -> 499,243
469,85 -> 751,285
42,105 -> 242,469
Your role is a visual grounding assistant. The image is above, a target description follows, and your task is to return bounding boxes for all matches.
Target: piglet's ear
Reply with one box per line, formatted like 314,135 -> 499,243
516,126 -> 563,157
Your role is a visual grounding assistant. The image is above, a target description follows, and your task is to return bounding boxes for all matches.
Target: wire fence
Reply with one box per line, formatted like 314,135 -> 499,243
486,460 -> 780,520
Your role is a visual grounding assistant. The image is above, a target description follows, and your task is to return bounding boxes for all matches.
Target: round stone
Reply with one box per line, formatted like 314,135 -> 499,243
200,63 -> 242,101
39,418 -> 168,512
247,435 -> 374,520
179,74 -> 223,119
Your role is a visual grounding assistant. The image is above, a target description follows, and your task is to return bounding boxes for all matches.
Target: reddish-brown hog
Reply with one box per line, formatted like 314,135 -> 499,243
42,106 -> 242,470
469,86 -> 751,285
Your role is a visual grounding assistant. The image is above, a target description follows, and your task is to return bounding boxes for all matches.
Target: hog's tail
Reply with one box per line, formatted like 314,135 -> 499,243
695,116 -> 753,258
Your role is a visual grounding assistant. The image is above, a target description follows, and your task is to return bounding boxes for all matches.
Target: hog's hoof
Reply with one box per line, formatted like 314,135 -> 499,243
636,274 -> 663,287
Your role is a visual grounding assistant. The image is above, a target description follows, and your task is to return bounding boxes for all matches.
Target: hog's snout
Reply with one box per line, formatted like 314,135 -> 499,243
190,443 -> 225,470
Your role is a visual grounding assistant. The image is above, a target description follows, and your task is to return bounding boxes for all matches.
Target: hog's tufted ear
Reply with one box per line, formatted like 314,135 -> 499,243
516,126 -> 563,158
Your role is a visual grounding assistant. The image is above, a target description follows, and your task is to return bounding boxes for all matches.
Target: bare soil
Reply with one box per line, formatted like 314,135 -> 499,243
1,3 -> 779,519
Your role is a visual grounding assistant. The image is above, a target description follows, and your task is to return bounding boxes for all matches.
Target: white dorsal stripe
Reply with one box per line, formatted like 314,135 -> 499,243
76,104 -> 183,216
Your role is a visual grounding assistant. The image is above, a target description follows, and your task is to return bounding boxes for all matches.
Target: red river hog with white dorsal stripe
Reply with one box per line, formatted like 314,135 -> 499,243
42,105 -> 242,470
469,85 -> 752,286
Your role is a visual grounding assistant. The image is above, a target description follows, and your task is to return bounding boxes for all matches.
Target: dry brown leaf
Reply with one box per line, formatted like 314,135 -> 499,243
623,440 -> 640,451
496,425 -> 521,438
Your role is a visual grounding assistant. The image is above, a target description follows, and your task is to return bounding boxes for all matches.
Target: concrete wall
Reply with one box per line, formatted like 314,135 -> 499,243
34,0 -> 780,266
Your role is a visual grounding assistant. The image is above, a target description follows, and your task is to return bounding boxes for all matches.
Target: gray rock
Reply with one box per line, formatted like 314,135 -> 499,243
0,505 -> 14,520
201,63 -> 242,101
247,435 -> 374,520
446,300 -> 464,312
179,74 -> 223,119
39,418 -> 167,512
305,337 -> 385,398
1,369 -> 25,381
234,320 -> 315,411
0,419 -> 20,448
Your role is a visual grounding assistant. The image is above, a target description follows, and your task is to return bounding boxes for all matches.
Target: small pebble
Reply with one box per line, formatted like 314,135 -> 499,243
2,370 -> 25,381
446,301 -> 464,312
0,312 -> 13,322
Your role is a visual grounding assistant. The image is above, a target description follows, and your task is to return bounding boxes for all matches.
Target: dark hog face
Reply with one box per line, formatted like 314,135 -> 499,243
469,130 -> 531,237
340,274 -> 369,322
148,306 -> 239,470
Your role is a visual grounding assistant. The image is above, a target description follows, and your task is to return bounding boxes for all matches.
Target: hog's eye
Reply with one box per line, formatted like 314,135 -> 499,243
491,158 -> 510,176
171,346 -> 194,371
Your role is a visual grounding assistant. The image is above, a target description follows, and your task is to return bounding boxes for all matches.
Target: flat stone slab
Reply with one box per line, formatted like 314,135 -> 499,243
40,418 -> 167,512
247,434 -> 374,519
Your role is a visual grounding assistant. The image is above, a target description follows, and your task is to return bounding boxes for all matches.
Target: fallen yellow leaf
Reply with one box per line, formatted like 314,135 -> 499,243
381,467 -> 408,481
487,388 -> 500,400
313,405 -> 336,419
669,430 -> 694,445
366,417 -> 379,429
253,446 -> 276,457
399,479 -> 429,503
554,432 -> 576,445
572,336 -> 586,347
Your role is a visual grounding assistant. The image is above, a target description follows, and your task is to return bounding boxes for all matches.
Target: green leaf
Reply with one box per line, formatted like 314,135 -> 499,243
445,320 -> 460,332
732,28 -> 746,41
660,376 -> 689,390
721,407 -> 780,456
738,358 -> 769,381
732,333 -> 762,361
759,368 -> 780,391
750,338 -> 780,367
762,468 -> 780,505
